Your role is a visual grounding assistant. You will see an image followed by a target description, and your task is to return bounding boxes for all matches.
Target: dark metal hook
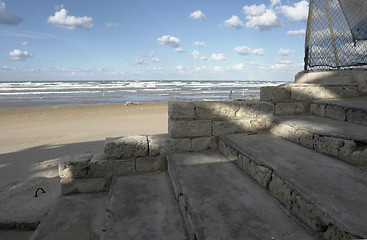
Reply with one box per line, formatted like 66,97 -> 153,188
35,188 -> 46,197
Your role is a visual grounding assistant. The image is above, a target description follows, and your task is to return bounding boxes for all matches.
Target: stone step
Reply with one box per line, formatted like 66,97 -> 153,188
30,193 -> 108,240
310,97 -> 367,125
102,172 -> 188,240
270,115 -> 367,171
167,151 -> 318,240
218,133 -> 367,240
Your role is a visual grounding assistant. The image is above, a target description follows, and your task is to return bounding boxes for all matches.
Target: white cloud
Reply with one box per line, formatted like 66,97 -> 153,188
245,9 -> 281,31
189,10 -> 206,21
174,47 -> 185,53
287,29 -> 306,37
209,53 -> 226,61
176,65 -> 185,71
252,48 -> 266,55
157,35 -> 181,48
21,41 -> 29,46
105,22 -> 119,28
278,48 -> 292,56
2,65 -> 16,71
0,0 -> 22,25
194,41 -> 206,47
243,4 -> 266,16
270,0 -> 281,7
224,15 -> 243,29
9,49 -> 33,61
192,50 -> 207,61
134,59 -> 145,65
278,0 -> 309,21
48,8 -> 94,30
231,63 -> 244,70
151,57 -> 162,63
234,46 -> 266,56
213,66 -> 224,72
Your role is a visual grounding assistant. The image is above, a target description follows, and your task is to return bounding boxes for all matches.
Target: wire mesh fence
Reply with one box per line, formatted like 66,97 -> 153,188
305,0 -> 367,70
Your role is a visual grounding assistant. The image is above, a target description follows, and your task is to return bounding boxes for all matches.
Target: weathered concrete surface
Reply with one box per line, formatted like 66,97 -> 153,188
104,136 -> 148,159
311,97 -> 367,125
0,177 -> 61,230
271,115 -> 367,143
103,172 -> 188,240
30,193 -> 107,240
219,133 -> 367,239
167,151 -> 318,240
295,69 -> 367,86
59,153 -> 93,179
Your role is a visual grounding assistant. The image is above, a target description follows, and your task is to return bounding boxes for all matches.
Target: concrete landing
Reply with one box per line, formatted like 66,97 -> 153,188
311,97 -> 367,125
272,115 -> 367,143
219,133 -> 367,239
30,193 -> 108,240
167,151 -> 318,240
102,172 -> 188,240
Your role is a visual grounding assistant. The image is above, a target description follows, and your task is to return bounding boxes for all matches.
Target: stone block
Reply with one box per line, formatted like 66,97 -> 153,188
269,123 -> 295,139
310,103 -> 325,117
269,174 -> 293,208
339,140 -> 367,171
248,162 -> 272,188
192,136 -> 217,151
168,101 -> 195,119
149,134 -> 192,155
195,101 -> 239,120
90,156 -> 135,178
313,135 -> 344,157
212,120 -> 251,136
61,178 -> 109,195
104,135 -> 148,159
59,153 -> 93,179
275,102 -> 306,115
346,109 -> 367,125
236,101 -> 274,118
237,154 -> 251,174
260,85 -> 291,101
293,129 -> 314,148
218,141 -> 238,161
169,119 -> 212,138
136,156 -> 166,172
325,105 -> 346,121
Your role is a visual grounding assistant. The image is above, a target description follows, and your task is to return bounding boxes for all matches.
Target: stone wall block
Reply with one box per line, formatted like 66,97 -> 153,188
325,105 -> 346,121
310,103 -> 326,117
275,102 -> 307,115
168,101 -> 195,119
90,155 -> 135,178
313,135 -> 344,157
236,101 -> 274,118
218,141 -> 238,162
212,120 -> 251,136
260,85 -> 291,101
136,156 -> 166,173
269,123 -> 295,139
104,136 -> 148,159
269,174 -> 293,208
346,109 -> 367,125
61,178 -> 110,195
59,153 -> 93,179
148,134 -> 169,156
195,101 -> 239,120
192,136 -> 218,151
293,129 -> 314,148
248,162 -> 273,188
169,119 -> 212,138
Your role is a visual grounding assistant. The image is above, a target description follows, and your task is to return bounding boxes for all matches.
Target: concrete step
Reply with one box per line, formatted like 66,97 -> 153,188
310,97 -> 367,125
218,133 -> 367,240
270,115 -> 367,171
167,151 -> 318,240
102,172 -> 188,240
30,193 -> 108,240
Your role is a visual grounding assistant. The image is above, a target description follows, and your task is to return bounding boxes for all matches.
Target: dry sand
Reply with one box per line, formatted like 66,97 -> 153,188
0,103 -> 168,239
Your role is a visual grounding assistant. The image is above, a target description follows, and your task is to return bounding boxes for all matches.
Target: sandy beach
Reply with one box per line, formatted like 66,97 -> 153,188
0,103 -> 168,238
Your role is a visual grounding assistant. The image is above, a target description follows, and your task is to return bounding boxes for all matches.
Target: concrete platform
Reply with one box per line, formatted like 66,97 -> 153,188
102,172 -> 188,240
310,97 -> 367,125
30,193 -> 108,240
219,133 -> 367,239
167,151 -> 318,240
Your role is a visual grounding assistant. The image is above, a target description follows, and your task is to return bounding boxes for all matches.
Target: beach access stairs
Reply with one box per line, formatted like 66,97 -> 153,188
31,74 -> 367,240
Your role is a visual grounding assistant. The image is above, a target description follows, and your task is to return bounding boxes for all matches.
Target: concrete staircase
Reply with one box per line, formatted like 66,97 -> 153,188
30,82 -> 367,239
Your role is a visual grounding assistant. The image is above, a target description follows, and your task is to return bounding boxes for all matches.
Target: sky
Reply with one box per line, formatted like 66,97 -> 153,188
0,0 -> 309,81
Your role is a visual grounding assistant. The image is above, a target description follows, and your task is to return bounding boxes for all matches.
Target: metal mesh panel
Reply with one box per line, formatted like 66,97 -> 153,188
305,0 -> 367,70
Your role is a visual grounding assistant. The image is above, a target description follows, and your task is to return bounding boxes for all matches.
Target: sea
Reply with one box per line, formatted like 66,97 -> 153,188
0,80 -> 289,108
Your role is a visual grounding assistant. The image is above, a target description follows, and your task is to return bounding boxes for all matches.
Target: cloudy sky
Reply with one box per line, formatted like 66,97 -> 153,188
0,0 -> 308,81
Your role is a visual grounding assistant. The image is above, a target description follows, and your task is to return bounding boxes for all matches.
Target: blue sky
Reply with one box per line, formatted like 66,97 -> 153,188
0,0 -> 308,81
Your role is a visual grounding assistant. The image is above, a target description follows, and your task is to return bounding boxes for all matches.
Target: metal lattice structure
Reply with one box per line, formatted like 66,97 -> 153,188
304,0 -> 367,70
